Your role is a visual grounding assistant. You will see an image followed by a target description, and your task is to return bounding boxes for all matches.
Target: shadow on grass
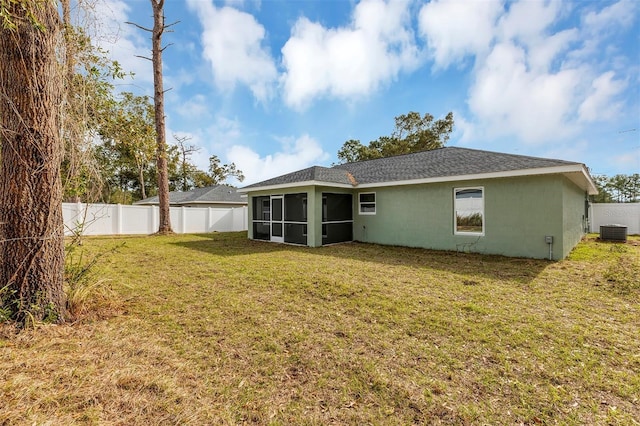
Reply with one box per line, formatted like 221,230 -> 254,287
170,231 -> 302,255
317,241 -> 549,285
172,232 -> 549,285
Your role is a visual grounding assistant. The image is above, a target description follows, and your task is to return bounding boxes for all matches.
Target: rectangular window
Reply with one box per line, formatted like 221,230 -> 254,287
454,187 -> 484,235
359,192 -> 376,215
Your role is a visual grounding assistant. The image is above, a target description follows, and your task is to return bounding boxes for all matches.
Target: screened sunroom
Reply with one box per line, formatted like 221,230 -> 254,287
250,192 -> 353,246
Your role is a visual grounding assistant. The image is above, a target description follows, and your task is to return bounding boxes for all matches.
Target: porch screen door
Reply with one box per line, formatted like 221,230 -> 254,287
270,196 -> 284,243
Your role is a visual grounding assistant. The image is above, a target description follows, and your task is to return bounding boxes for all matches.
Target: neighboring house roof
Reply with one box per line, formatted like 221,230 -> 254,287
135,185 -> 246,206
239,147 -> 598,195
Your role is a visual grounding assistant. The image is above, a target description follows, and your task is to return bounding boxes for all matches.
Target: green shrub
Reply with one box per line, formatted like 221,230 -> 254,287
64,235 -> 123,319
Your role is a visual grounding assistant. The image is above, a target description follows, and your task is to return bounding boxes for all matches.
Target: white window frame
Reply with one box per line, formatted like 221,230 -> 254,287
358,192 -> 376,215
453,187 -> 484,236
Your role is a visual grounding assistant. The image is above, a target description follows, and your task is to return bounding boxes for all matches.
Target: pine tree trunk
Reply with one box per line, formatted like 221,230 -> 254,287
139,164 -> 147,200
0,3 -> 66,323
151,0 -> 173,234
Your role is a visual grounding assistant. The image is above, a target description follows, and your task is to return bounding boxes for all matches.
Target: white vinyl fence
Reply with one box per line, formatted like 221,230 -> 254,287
63,203 -> 248,236
590,203 -> 640,235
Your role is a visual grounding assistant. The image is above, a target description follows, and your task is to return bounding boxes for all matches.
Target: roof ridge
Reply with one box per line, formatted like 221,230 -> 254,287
331,146 -> 449,168
331,146 -> 579,169
449,146 -> 579,164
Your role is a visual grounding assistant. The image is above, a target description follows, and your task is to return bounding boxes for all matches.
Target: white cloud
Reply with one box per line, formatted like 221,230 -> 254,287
496,0 -> 562,42
612,151 -> 640,171
227,135 -> 330,185
90,0 -> 153,86
578,71 -> 627,122
468,42 -> 582,143
176,94 -> 211,120
165,67 -> 197,94
418,0 -> 503,69
281,0 -> 420,109
583,0 -> 637,34
416,0 -> 637,146
186,0 -> 277,101
527,28 -> 579,73
542,140 -> 589,163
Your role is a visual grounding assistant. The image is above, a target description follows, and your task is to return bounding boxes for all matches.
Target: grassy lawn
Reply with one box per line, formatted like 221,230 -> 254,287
1,233 -> 639,425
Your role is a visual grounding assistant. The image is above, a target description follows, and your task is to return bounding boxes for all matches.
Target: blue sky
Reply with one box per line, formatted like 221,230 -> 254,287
89,0 -> 639,185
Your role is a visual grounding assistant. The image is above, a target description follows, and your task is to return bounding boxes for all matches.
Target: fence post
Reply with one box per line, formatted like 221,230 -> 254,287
244,206 -> 248,231
208,207 -> 213,232
181,206 -> 186,234
75,201 -> 83,234
153,205 -> 158,233
116,204 -> 123,235
148,206 -> 154,234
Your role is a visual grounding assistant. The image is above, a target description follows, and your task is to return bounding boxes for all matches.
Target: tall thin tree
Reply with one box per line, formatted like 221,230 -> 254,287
150,0 -> 172,232
0,1 -> 66,324
127,0 -> 174,232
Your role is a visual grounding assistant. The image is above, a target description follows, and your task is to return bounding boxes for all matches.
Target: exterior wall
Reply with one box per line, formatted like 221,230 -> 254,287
352,175 -> 571,260
484,175 -> 565,260
561,178 -> 589,259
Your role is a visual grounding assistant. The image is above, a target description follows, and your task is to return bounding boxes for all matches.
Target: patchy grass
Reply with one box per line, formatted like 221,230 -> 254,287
1,233 -> 638,425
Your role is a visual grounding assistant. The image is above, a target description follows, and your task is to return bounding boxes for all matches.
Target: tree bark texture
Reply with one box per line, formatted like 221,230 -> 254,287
0,3 -> 66,323
151,0 -> 172,234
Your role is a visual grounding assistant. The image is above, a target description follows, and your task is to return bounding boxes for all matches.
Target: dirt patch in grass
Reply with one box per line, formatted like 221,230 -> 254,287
1,233 -> 639,424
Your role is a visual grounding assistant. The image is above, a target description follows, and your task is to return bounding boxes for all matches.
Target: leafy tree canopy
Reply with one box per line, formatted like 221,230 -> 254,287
208,155 -> 245,185
591,173 -> 640,203
337,111 -> 454,163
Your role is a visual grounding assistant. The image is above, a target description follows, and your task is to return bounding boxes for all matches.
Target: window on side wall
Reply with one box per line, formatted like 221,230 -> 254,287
454,187 -> 484,235
359,192 -> 376,215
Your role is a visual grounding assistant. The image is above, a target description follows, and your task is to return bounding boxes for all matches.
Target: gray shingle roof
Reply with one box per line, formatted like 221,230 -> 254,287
135,185 -> 245,205
242,147 -> 582,189
242,166 -> 355,189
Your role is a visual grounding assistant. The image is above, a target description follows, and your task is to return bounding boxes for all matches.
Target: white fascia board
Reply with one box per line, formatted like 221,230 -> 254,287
356,164 -> 598,193
237,180 -> 353,193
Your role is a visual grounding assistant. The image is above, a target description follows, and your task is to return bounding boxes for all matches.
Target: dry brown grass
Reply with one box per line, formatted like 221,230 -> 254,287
1,232 -> 638,425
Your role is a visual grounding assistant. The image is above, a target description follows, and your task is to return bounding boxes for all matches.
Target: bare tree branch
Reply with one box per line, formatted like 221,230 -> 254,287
125,21 -> 152,32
